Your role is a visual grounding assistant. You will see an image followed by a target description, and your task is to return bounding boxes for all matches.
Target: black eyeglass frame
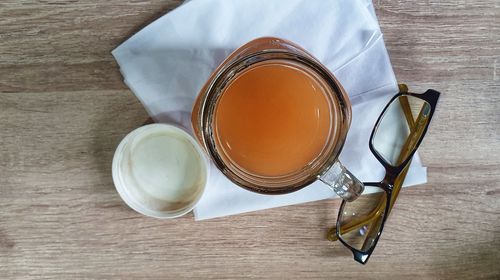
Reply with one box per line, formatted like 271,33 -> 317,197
336,88 -> 440,264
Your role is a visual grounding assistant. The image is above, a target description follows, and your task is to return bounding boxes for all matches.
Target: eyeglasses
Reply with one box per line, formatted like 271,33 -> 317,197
327,84 -> 440,264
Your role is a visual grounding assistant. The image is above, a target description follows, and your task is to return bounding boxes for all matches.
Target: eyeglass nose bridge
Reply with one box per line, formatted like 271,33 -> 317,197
381,174 -> 397,189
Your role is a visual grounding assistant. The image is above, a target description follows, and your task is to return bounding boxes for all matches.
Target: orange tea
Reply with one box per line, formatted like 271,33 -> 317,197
214,61 -> 332,177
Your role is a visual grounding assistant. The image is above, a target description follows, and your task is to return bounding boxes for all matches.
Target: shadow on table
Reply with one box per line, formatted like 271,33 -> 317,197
88,92 -> 149,195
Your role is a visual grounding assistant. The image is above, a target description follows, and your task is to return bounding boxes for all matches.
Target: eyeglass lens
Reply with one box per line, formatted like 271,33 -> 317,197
338,185 -> 387,252
372,95 -> 431,166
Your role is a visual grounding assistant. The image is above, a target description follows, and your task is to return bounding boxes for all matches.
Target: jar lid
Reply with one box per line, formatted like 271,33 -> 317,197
112,124 -> 209,218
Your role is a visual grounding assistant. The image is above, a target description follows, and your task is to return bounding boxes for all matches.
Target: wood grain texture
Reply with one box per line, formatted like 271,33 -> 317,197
0,0 -> 499,279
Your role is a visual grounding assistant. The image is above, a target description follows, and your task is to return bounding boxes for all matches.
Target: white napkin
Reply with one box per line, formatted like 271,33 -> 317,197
112,0 -> 427,220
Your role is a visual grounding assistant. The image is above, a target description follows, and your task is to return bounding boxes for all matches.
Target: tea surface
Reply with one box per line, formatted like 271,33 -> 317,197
214,61 -> 332,177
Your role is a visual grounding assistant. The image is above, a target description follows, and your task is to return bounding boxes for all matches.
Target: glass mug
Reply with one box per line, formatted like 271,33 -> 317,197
192,37 -> 364,201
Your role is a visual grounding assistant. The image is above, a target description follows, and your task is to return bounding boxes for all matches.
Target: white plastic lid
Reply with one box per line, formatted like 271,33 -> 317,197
112,124 -> 209,218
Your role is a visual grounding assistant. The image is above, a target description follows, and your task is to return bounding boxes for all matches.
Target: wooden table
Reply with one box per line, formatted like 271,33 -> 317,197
1,1 -> 498,278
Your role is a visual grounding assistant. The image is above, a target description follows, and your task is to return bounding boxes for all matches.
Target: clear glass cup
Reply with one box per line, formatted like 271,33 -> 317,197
191,37 -> 363,201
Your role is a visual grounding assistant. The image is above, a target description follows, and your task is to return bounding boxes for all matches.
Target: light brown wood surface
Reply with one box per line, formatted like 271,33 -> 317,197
1,0 -> 499,279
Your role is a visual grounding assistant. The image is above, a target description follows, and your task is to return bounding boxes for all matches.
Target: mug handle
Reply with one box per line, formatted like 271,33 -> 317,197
319,160 -> 364,202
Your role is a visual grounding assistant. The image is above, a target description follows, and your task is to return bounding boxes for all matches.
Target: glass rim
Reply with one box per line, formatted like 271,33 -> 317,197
198,49 -> 352,194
